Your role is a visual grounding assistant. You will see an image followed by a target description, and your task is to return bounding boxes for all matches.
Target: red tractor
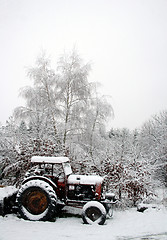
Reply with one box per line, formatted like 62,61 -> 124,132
1,156 -> 117,225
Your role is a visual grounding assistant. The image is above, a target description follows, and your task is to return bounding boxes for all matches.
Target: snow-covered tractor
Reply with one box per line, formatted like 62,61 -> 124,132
0,156 -> 117,225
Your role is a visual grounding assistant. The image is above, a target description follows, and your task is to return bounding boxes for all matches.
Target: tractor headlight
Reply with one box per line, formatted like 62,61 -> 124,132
105,192 -> 116,201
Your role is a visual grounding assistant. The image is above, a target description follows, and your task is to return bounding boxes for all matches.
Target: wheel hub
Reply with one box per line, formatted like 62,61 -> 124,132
86,207 -> 101,222
23,189 -> 48,215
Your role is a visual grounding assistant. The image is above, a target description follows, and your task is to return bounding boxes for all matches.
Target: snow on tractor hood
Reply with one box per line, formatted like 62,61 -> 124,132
67,174 -> 103,185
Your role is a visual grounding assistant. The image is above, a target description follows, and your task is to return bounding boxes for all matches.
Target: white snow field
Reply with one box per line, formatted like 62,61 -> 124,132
0,186 -> 167,239
0,206 -> 167,240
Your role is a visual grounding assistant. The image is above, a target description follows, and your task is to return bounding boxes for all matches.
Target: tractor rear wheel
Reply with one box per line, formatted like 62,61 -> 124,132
16,180 -> 57,221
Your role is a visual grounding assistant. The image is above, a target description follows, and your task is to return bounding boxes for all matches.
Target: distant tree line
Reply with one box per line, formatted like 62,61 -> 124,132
0,50 -> 167,207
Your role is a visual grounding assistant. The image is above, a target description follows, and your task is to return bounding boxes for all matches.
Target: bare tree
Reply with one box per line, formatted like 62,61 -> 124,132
14,53 -> 60,140
56,50 -> 91,146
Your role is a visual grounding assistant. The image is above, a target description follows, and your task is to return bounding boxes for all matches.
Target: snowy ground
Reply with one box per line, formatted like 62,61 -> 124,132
0,186 -> 167,240
0,206 -> 167,240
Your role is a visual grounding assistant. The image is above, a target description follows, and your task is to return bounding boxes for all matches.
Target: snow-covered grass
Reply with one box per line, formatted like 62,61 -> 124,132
0,206 -> 167,240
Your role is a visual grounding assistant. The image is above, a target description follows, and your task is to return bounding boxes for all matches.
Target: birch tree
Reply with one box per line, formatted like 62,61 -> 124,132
14,53 -> 59,140
56,50 -> 91,146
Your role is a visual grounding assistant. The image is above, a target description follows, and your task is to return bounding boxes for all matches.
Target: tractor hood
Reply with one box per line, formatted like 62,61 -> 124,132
67,174 -> 103,185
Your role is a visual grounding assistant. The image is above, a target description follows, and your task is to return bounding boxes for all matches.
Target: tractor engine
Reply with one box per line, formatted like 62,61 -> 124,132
67,175 -> 103,201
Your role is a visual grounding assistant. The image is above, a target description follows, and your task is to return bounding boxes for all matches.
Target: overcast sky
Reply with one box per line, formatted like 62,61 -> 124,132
0,0 -> 167,130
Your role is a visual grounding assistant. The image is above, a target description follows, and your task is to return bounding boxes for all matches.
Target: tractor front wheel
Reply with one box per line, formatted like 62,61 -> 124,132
82,201 -> 107,225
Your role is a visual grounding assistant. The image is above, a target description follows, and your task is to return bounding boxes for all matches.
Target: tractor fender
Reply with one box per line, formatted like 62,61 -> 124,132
22,176 -> 57,191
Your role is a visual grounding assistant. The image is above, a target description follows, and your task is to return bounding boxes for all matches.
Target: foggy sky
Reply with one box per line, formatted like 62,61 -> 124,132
0,0 -> 167,130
